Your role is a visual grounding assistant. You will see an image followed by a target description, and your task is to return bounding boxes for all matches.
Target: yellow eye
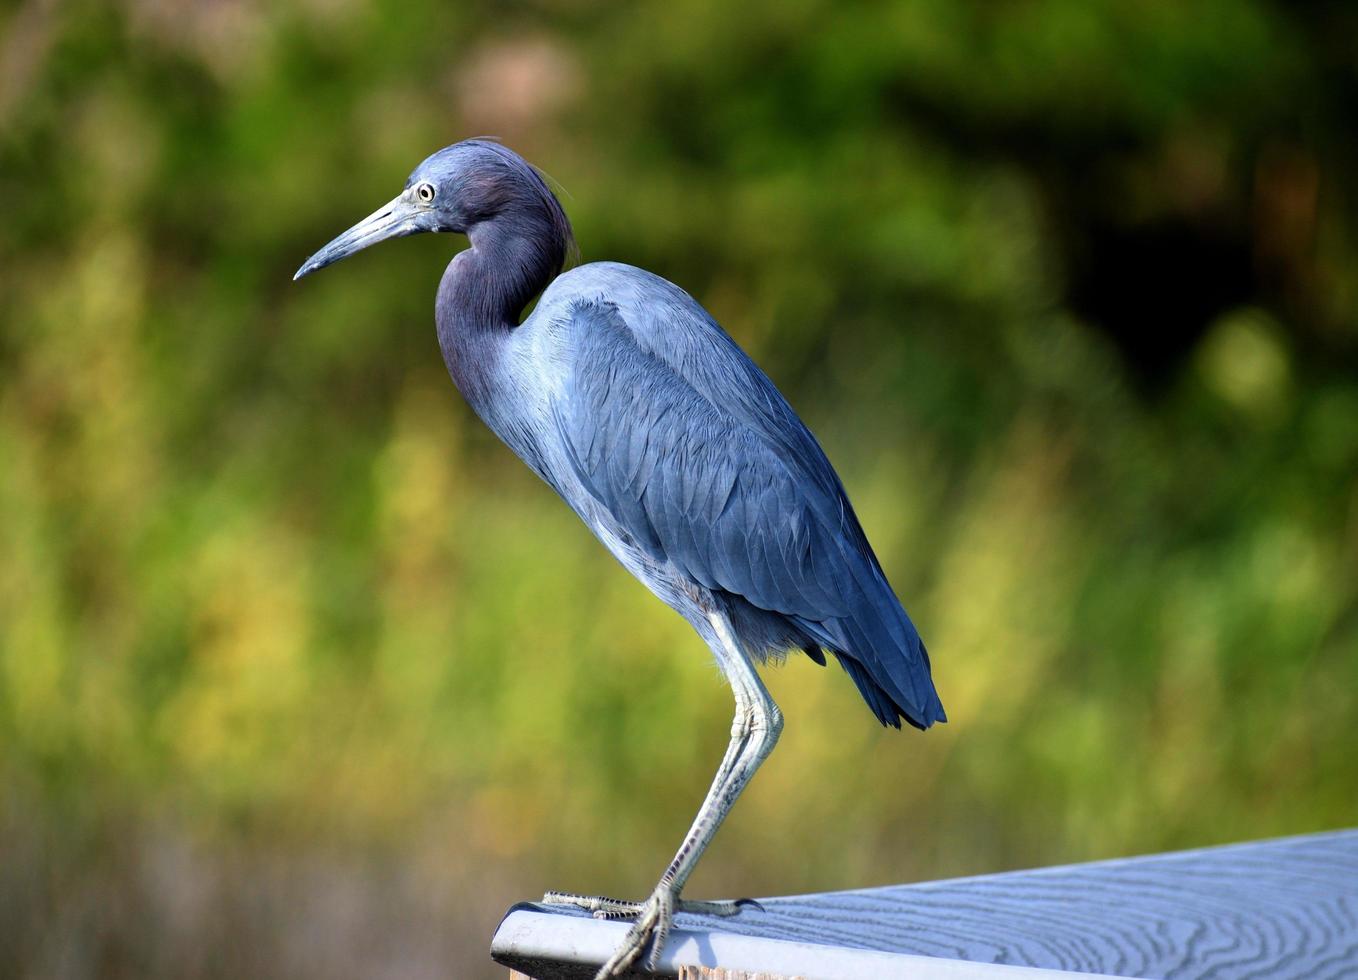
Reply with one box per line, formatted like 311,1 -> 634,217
416,182 -> 436,204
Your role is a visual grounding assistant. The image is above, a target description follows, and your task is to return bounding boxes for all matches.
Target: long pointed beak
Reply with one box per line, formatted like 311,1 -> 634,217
293,194 -> 425,281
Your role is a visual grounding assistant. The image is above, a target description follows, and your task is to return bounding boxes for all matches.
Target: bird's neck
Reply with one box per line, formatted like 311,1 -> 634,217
435,217 -> 564,408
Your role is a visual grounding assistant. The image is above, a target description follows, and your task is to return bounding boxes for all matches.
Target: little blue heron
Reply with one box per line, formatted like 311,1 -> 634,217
295,140 -> 945,977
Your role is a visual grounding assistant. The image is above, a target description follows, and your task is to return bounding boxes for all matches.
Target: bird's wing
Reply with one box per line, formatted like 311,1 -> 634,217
546,280 -> 943,729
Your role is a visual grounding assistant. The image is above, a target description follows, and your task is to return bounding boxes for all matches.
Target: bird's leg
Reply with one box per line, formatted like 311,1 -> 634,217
542,682 -> 757,919
541,686 -> 762,921
543,694 -> 765,917
543,611 -> 782,979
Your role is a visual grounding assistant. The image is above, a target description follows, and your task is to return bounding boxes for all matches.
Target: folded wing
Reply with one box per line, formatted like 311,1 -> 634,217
550,288 -> 944,730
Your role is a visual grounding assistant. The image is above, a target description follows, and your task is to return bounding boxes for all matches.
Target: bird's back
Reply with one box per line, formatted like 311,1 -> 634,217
506,262 -> 944,730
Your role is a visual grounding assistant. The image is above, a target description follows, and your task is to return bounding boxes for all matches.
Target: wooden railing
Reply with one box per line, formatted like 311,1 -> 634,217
493,828 -> 1358,979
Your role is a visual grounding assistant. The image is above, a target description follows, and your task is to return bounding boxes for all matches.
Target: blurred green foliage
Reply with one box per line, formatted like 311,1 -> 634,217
1,0 -> 1356,976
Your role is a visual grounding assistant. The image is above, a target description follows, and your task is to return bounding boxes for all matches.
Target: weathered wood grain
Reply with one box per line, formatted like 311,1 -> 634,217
493,829 -> 1358,979
493,908 -> 1089,979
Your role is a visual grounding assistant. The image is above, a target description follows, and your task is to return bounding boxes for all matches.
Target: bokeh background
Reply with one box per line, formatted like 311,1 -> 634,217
2,1 -> 1356,977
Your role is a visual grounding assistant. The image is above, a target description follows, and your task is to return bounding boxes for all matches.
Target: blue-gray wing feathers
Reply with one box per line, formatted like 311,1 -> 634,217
551,284 -> 944,730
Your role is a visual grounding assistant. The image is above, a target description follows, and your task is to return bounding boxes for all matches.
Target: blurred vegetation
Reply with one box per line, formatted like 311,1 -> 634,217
2,0 -> 1356,977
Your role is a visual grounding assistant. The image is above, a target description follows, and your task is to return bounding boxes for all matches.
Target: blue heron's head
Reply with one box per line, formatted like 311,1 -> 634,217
294,139 -> 571,281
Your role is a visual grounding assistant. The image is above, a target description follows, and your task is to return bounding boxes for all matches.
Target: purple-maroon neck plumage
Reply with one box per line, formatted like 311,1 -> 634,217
433,142 -> 573,412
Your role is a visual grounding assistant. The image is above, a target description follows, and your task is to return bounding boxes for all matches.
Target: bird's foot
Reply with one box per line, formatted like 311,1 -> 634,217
542,889 -> 760,976
569,885 -> 674,978
542,890 -> 758,919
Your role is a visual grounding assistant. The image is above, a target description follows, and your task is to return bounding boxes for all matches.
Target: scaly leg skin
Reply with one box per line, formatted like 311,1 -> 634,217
543,611 -> 781,979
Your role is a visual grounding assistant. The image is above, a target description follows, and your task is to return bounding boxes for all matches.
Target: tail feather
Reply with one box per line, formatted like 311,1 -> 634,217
794,591 -> 945,730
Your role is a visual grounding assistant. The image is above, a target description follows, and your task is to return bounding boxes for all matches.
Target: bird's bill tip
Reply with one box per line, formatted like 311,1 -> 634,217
292,255 -> 330,280
291,193 -> 422,283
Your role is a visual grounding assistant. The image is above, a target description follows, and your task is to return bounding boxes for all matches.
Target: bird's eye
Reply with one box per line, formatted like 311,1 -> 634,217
416,182 -> 436,204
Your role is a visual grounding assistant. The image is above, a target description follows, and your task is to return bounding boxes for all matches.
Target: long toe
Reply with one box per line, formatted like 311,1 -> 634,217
542,892 -> 646,920
644,890 -> 675,972
675,897 -> 760,917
